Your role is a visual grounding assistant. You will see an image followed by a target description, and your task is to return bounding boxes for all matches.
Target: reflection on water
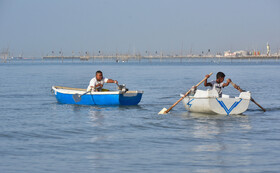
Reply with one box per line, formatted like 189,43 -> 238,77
88,109 -> 105,127
181,111 -> 254,171
190,113 -> 227,153
87,109 -> 107,170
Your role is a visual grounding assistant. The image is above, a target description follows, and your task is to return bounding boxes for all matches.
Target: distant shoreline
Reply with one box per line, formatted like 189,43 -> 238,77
42,55 -> 280,60
1,55 -> 280,63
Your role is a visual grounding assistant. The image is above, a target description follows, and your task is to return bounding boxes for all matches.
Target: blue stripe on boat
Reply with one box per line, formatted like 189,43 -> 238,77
216,98 -> 243,115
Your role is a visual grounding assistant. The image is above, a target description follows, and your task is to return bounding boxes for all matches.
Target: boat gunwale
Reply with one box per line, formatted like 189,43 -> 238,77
183,96 -> 250,100
52,86 -> 143,95
181,89 -> 251,101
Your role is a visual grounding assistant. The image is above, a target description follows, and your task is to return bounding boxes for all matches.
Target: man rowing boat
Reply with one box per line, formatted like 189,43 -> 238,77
87,70 -> 118,92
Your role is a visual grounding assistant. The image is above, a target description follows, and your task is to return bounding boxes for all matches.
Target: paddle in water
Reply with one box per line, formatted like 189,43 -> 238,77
73,90 -> 92,103
230,82 -> 266,112
158,72 -> 213,114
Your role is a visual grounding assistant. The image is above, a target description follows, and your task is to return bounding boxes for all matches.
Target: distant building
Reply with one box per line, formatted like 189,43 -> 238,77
224,51 -> 236,57
234,50 -> 249,57
224,50 -> 249,57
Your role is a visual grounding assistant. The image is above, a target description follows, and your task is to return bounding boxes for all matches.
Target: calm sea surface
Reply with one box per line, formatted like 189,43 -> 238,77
1,59 -> 280,173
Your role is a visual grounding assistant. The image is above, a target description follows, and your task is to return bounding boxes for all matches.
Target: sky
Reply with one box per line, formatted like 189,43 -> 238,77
0,0 -> 280,57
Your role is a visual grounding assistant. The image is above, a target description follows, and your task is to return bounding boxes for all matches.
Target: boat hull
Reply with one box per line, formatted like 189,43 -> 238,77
52,86 -> 143,105
181,89 -> 250,115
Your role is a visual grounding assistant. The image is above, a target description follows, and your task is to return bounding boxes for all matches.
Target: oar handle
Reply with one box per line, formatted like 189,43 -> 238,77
230,82 -> 266,112
165,72 -> 213,113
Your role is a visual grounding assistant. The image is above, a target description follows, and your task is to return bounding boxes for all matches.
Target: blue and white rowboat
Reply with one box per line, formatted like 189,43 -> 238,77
181,89 -> 251,115
52,86 -> 143,105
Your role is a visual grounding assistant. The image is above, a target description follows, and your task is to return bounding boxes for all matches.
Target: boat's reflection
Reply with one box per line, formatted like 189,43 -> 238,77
88,109 -> 105,127
180,111 -> 253,171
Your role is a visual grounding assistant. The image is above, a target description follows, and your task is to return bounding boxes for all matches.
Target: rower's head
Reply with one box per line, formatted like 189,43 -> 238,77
216,72 -> 225,83
96,70 -> 103,81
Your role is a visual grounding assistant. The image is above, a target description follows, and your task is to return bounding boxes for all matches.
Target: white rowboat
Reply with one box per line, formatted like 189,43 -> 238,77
181,89 -> 251,115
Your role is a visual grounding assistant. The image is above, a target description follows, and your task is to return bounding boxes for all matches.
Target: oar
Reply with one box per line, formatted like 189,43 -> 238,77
230,82 -> 266,112
158,72 -> 213,114
73,90 -> 92,103
116,82 -> 120,88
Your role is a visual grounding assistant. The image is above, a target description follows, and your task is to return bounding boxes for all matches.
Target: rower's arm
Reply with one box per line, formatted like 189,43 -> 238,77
223,78 -> 232,87
95,83 -> 103,88
107,79 -> 118,84
204,74 -> 212,87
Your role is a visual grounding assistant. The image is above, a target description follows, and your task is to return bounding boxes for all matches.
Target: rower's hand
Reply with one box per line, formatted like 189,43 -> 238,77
114,80 -> 118,84
227,78 -> 232,83
96,83 -> 103,88
87,87 -> 93,92
205,74 -> 210,78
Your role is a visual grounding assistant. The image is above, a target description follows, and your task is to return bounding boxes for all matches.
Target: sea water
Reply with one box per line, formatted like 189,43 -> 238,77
1,59 -> 280,172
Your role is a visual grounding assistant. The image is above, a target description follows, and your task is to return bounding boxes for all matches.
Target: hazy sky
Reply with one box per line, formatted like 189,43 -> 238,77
0,0 -> 279,56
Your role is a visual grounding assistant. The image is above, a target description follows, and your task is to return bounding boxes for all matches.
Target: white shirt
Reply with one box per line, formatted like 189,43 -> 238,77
87,77 -> 108,91
209,80 -> 224,97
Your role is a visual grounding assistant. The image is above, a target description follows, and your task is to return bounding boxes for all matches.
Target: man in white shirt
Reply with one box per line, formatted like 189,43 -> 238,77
87,70 -> 118,92
204,72 -> 231,97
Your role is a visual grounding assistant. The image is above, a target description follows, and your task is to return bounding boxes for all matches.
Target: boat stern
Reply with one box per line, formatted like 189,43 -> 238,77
119,91 -> 143,105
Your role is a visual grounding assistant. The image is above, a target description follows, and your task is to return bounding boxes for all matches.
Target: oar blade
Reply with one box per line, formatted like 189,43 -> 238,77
73,94 -> 82,102
158,108 -> 168,115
